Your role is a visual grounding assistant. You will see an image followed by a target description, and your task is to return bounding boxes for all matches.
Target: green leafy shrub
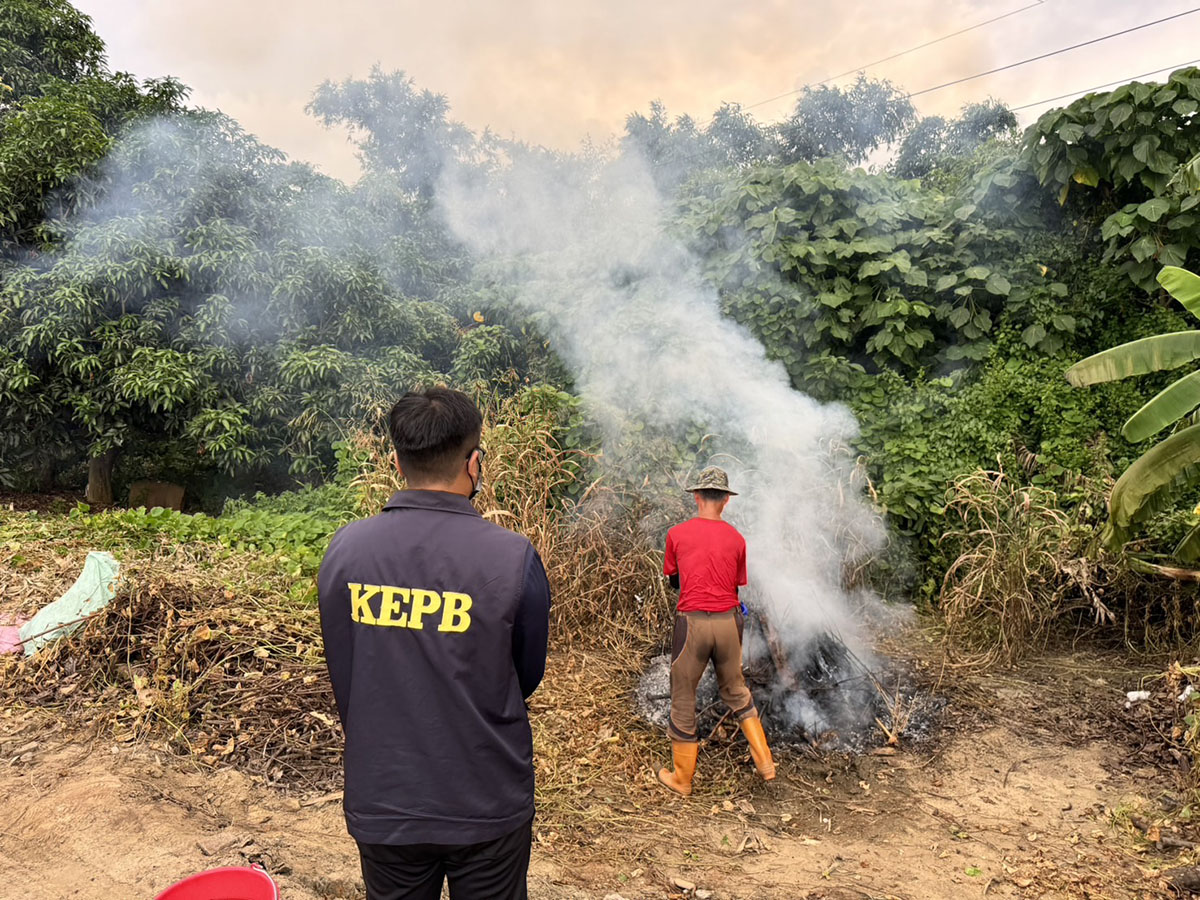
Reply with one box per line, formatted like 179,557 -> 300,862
1023,66 -> 1200,291
852,335 -> 1139,550
681,157 -> 1086,385
62,480 -> 358,582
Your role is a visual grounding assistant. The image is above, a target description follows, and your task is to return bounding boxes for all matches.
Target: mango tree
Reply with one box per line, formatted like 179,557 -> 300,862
0,0 -> 105,102
0,115 -> 458,501
0,1 -> 187,250
778,75 -> 916,165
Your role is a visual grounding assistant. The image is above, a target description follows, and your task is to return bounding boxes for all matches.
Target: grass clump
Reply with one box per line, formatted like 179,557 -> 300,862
936,468 -> 1200,666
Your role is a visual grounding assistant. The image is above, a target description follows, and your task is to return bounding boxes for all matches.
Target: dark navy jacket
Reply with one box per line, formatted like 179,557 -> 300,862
318,489 -> 551,846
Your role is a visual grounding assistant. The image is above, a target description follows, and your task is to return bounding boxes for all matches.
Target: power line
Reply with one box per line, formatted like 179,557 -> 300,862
743,0 -> 1046,112
1010,58 -> 1200,112
907,6 -> 1200,99
661,9 -> 1200,167
668,54 -> 1200,170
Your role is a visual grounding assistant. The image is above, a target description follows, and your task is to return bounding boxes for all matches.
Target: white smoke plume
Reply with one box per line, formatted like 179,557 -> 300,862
439,151 -> 890,732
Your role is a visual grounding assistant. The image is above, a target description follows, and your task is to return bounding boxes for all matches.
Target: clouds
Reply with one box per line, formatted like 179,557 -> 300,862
74,0 -> 1200,181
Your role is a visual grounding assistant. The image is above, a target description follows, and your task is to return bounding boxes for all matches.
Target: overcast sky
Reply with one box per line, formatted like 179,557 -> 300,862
73,0 -> 1200,182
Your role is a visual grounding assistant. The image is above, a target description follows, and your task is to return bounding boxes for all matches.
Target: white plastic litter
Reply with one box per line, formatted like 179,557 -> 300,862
18,551 -> 119,656
1180,685 -> 1196,703
1125,690 -> 1152,709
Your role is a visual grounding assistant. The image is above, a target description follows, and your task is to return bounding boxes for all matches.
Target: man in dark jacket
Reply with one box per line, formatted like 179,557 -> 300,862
318,387 -> 551,900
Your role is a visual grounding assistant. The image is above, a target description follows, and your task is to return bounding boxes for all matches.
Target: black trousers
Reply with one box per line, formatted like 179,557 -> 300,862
356,817 -> 533,900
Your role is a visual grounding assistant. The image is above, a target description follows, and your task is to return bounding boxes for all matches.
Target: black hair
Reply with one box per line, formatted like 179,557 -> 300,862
388,387 -> 483,484
696,488 -> 730,503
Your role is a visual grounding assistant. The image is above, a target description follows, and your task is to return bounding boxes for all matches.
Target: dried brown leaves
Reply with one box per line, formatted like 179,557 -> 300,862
1,539 -> 342,790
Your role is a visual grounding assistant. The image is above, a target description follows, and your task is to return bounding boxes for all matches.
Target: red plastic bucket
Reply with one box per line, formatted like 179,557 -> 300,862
154,866 -> 278,900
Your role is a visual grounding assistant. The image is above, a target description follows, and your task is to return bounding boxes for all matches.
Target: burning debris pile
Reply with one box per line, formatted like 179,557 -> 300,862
636,611 -> 944,752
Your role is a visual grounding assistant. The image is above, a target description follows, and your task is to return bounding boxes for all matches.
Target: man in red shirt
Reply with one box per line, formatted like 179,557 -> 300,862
658,466 -> 775,796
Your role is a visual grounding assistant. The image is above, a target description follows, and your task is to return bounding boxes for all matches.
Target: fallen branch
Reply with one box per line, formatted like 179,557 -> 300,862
1126,557 -> 1200,583
1164,866 -> 1200,893
1131,815 -> 1199,851
757,611 -> 799,692
703,709 -> 733,745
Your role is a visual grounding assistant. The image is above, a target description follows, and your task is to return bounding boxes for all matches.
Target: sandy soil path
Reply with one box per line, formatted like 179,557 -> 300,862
0,652 -> 1182,900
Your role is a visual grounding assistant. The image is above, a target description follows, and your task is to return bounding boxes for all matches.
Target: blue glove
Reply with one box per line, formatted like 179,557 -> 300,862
739,601 -> 750,617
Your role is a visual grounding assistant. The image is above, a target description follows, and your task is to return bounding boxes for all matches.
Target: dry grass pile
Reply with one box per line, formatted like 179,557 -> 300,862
0,532 -> 341,790
352,390 -> 673,651
939,469 -> 1200,666
528,649 -> 768,851
0,528 -> 724,836
938,470 -> 1113,667
1143,662 -> 1200,808
1,389 -> 676,814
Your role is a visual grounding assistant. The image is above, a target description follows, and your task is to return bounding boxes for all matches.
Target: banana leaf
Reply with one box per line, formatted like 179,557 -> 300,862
1175,522 -> 1200,564
1107,424 -> 1200,551
1159,265 -> 1200,320
1122,369 -> 1200,442
1066,331 -> 1200,387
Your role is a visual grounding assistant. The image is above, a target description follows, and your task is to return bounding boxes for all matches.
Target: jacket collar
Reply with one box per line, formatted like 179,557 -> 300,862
382,489 -> 482,518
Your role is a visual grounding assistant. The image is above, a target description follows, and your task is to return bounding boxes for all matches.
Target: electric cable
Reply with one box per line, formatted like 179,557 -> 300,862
744,0 -> 1046,112
1010,58 -> 1200,112
643,9 -> 1200,168
906,6 -> 1200,99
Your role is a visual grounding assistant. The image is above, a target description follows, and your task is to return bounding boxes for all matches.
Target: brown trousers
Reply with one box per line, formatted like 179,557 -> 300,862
668,609 -> 757,742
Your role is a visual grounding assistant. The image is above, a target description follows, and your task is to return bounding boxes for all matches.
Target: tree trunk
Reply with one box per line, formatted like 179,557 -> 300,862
34,455 -> 56,492
85,450 -> 117,506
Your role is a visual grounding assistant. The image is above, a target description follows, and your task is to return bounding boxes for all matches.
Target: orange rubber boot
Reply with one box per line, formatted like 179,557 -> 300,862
740,716 -> 776,781
657,740 -> 699,796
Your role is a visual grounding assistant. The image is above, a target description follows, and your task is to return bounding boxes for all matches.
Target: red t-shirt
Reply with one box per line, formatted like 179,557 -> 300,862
663,518 -> 747,613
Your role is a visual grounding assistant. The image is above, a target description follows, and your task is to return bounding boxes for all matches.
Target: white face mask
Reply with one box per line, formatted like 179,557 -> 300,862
468,448 -> 484,500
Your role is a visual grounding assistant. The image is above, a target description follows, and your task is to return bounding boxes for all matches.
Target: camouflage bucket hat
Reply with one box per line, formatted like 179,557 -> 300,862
685,466 -> 737,495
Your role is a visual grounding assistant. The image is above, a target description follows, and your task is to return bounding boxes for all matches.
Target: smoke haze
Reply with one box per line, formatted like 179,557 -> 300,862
438,150 -> 889,731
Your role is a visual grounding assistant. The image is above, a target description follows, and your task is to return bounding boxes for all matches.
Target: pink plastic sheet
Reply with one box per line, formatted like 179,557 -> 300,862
0,625 -> 23,654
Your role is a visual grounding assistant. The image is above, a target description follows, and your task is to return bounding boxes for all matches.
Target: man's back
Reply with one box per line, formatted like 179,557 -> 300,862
664,517 -> 747,613
318,489 -> 550,846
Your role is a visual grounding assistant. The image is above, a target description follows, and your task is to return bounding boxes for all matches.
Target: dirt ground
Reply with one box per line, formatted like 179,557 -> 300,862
0,642 -> 1192,900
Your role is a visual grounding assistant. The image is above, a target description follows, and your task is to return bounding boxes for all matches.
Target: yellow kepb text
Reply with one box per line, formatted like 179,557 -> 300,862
347,583 -> 473,633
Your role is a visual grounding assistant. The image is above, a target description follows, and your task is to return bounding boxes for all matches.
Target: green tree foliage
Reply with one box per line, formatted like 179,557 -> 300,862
892,99 -> 1018,181
11,1 -> 1200,606
681,157 -> 1077,390
1024,66 -> 1200,291
0,2 -> 188,249
0,74 -> 187,244
778,74 -> 916,165
0,0 -> 105,102
676,66 -> 1200,575
622,100 -> 775,189
0,115 -> 458,498
307,66 -> 478,194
